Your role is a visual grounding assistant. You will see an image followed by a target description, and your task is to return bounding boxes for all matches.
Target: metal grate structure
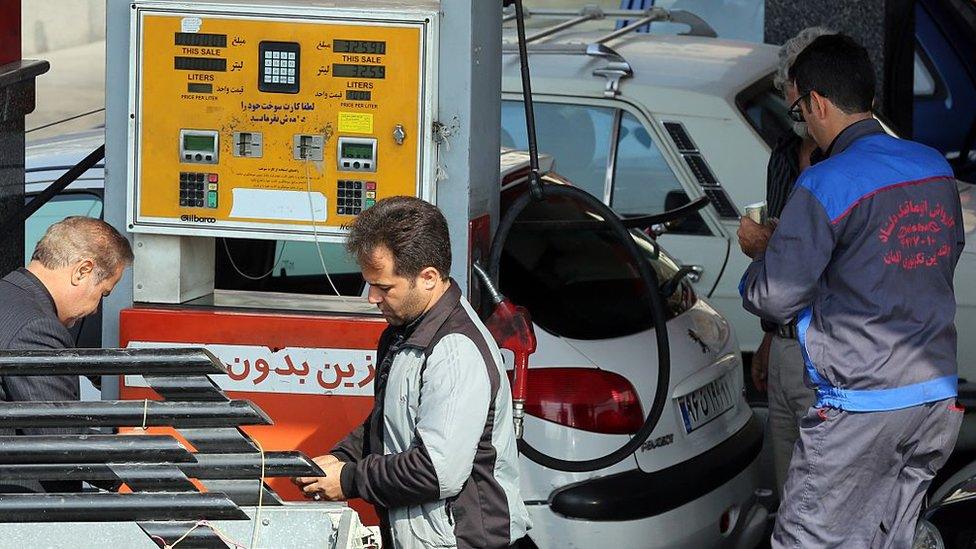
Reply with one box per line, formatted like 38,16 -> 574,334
0,348 -> 376,548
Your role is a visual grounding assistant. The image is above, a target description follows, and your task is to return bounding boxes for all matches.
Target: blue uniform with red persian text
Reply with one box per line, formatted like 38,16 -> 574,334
740,120 -> 964,411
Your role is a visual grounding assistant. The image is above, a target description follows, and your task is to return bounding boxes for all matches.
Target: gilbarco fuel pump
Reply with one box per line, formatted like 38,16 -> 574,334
125,2 -> 437,244
101,0 -> 501,519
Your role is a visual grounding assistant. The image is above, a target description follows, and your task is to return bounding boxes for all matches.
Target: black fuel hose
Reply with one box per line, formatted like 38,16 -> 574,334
488,184 -> 671,472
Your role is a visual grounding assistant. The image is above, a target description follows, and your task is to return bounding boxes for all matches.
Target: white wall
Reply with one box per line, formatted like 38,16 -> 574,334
22,0 -> 105,55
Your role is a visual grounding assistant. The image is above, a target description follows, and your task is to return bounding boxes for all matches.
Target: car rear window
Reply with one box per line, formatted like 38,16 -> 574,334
498,190 -> 691,340
501,101 -> 614,200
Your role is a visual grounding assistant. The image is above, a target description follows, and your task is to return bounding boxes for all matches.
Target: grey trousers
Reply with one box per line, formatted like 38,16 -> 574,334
766,335 -> 815,496
771,398 -> 964,549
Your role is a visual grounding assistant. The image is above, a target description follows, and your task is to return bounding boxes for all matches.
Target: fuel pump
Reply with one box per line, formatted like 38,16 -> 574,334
124,4 -> 437,244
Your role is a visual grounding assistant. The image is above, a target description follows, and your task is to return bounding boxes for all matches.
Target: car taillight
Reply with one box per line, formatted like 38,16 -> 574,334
508,368 -> 644,434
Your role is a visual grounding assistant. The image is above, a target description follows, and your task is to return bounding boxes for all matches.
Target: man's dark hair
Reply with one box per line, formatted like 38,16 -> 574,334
788,33 -> 875,115
347,196 -> 451,279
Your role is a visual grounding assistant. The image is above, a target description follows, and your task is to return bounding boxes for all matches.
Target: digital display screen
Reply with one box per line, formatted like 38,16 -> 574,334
184,134 -> 216,152
333,40 -> 386,55
174,56 -> 227,72
187,83 -> 213,94
332,64 -> 386,79
175,32 -> 227,47
345,90 -> 372,101
341,143 -> 374,160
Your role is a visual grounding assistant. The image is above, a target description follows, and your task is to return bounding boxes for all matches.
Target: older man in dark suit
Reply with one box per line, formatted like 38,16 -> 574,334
0,216 -> 132,492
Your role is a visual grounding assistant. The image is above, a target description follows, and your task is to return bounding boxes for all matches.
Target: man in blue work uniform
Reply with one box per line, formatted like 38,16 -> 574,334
738,34 -> 965,547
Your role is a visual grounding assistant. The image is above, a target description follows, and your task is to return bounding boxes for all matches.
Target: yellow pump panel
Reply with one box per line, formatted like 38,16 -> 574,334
128,4 -> 436,240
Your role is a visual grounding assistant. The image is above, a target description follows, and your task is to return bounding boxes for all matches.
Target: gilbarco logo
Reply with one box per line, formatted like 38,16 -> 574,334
180,214 -> 217,223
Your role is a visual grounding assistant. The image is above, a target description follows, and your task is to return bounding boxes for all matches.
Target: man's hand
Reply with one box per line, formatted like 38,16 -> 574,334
752,332 -> 773,393
295,458 -> 347,501
294,455 -> 346,501
738,217 -> 774,259
291,454 -> 338,486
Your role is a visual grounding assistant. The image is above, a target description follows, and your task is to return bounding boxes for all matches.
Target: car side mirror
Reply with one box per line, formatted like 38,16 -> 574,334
661,191 -> 708,233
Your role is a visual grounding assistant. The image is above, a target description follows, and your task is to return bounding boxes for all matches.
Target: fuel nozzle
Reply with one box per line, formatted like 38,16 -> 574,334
472,262 -> 536,439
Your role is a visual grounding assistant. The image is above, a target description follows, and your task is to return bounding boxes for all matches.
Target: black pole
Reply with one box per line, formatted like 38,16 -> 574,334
0,145 -> 105,238
0,348 -> 224,376
0,435 -> 193,464
0,492 -> 248,522
511,0 -> 544,200
0,400 -> 272,429
143,375 -> 229,402
184,452 -> 325,479
0,451 -> 323,481
178,427 -> 260,453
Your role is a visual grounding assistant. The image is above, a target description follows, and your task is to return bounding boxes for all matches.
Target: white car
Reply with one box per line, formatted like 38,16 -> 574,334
497,150 -> 767,549
500,8 -> 976,415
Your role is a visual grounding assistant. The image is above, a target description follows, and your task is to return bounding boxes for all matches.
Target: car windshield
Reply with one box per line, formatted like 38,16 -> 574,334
498,187 -> 691,340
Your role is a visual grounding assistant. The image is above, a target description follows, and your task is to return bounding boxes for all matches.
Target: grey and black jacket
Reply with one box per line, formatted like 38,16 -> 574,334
332,281 -> 531,548
741,119 -> 964,412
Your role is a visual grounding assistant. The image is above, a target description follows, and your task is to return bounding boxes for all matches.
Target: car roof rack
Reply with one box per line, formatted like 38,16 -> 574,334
501,4 -> 717,97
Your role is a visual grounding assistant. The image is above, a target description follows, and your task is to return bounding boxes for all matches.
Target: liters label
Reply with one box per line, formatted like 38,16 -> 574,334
338,112 -> 373,134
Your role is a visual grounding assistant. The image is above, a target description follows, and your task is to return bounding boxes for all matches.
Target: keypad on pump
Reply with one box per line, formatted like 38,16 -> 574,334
179,172 -> 218,209
263,50 -> 297,85
336,180 -> 377,215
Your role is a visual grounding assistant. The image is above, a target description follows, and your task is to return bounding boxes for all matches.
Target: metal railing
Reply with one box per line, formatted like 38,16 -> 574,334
0,347 -> 326,547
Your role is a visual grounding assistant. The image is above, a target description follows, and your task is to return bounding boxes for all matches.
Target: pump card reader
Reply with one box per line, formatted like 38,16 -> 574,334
337,137 -> 377,172
180,129 -> 219,164
127,1 -> 437,242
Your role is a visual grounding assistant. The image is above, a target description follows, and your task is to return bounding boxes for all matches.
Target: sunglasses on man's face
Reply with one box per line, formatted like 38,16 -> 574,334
787,92 -> 811,123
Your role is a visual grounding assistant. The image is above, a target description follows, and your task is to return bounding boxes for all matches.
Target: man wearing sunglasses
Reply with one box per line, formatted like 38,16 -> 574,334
738,34 -> 965,547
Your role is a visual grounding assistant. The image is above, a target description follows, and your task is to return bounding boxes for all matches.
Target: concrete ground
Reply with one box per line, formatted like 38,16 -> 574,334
25,40 -> 105,142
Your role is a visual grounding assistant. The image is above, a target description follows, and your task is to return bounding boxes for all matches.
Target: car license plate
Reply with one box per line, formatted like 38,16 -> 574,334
677,374 -> 736,433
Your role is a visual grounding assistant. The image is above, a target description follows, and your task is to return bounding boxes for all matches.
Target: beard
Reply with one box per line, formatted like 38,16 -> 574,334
379,284 -> 427,327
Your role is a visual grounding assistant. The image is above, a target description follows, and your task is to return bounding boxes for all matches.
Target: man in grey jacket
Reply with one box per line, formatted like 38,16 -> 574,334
296,197 -> 531,548
0,216 -> 132,492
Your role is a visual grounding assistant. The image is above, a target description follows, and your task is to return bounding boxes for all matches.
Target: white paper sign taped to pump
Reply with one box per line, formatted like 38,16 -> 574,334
229,188 -> 327,222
